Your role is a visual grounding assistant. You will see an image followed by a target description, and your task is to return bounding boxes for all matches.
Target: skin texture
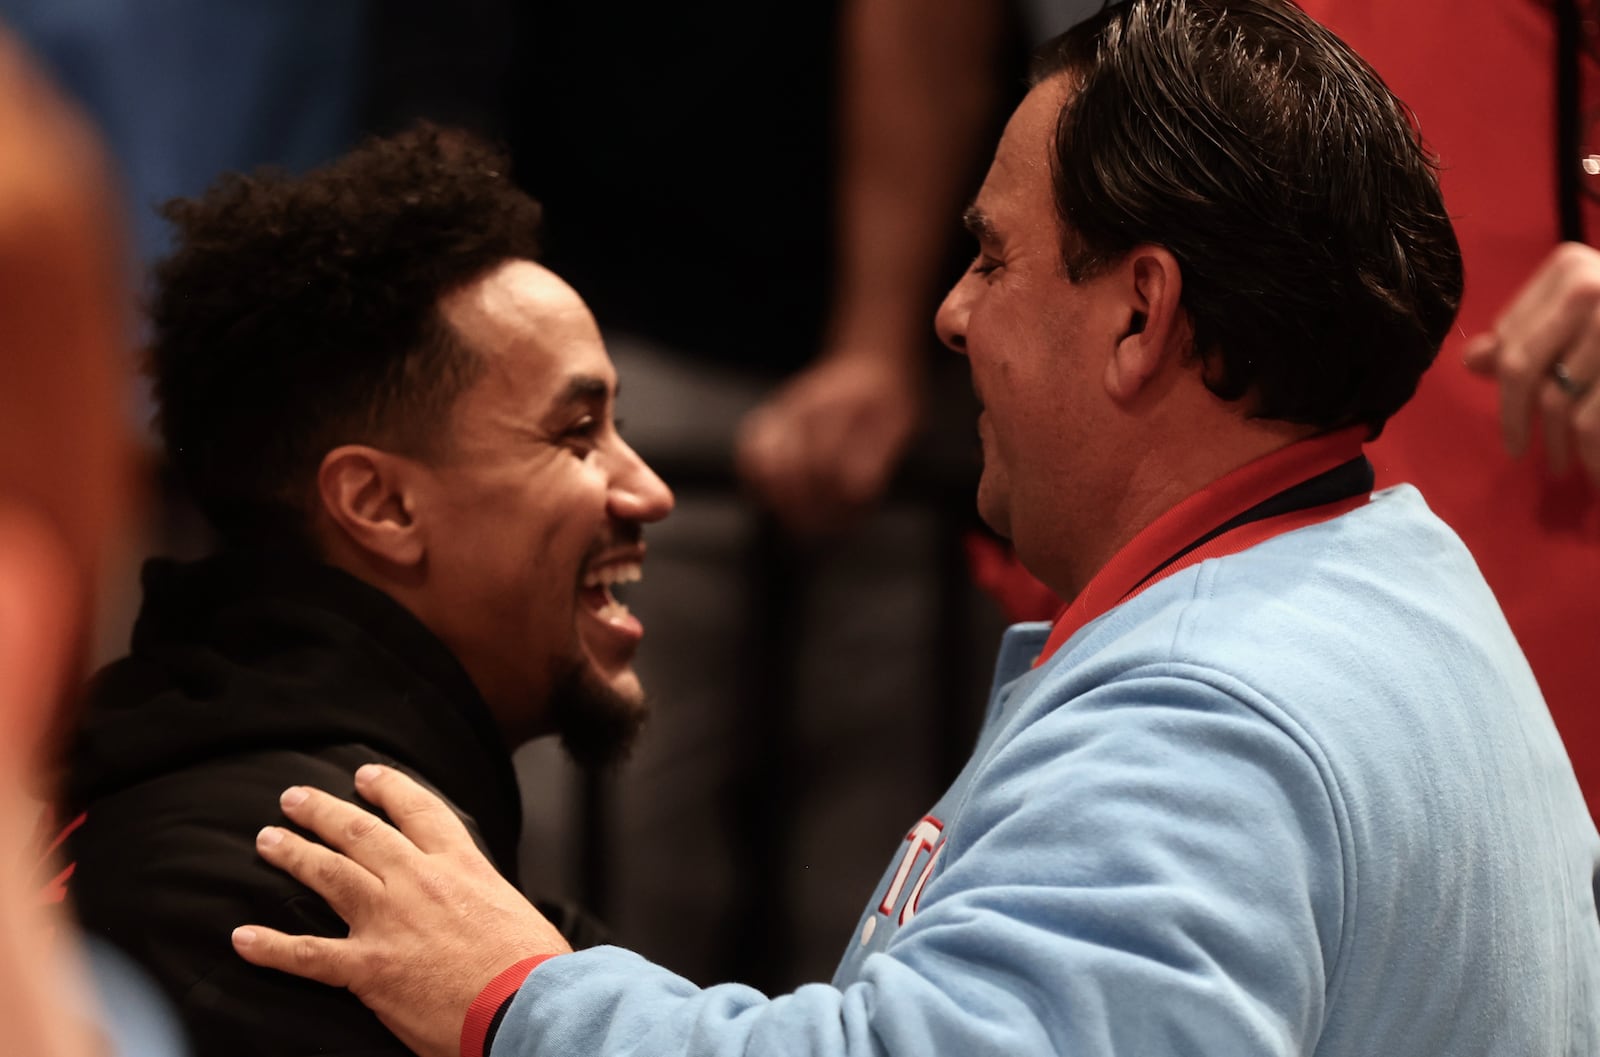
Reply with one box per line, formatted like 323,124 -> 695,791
937,78 -> 1112,550
933,75 -> 1310,599
1463,241 -> 1600,486
315,260 -> 674,753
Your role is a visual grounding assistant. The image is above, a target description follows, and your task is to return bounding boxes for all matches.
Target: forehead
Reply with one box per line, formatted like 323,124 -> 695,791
974,75 -> 1075,227
440,259 -> 613,396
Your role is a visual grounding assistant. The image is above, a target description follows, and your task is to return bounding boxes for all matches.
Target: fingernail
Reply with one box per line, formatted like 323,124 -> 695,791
257,826 -> 283,848
232,927 -> 257,948
355,764 -> 385,785
280,787 -> 308,809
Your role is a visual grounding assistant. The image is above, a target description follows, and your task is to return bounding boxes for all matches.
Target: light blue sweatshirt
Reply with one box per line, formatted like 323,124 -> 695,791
493,486 -> 1600,1056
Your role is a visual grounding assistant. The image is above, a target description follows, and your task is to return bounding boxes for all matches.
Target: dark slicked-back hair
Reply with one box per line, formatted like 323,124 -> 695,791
148,124 -> 543,549
1033,0 -> 1462,435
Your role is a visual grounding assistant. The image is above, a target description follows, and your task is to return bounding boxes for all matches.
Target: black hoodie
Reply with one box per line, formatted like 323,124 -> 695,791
62,553 -> 601,1057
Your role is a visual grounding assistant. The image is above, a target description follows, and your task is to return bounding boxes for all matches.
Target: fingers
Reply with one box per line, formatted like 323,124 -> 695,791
275,783 -> 419,875
733,402 -> 791,504
1497,329 -> 1565,458
351,764 -> 474,855
1491,244 -> 1600,457
1540,378 -> 1575,476
231,925 -> 354,989
736,398 -> 848,537
1491,243 -> 1577,347
254,824 -> 380,920
1549,323 -> 1600,476
736,376 -> 916,537
1575,387 -> 1600,486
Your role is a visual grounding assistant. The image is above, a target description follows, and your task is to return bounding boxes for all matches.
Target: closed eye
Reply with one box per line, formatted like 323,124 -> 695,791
970,254 -> 1002,278
563,416 -> 602,456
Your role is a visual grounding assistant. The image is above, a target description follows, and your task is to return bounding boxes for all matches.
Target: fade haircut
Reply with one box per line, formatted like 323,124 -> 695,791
1033,0 -> 1463,436
147,124 -> 544,549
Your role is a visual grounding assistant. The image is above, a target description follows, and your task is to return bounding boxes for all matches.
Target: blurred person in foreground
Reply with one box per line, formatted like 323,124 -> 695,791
55,127 -> 673,1057
0,27 -> 185,1057
230,3 -> 1600,1056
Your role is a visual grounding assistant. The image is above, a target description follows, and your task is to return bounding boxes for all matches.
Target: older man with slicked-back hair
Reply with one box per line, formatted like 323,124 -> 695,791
234,4 -> 1600,1056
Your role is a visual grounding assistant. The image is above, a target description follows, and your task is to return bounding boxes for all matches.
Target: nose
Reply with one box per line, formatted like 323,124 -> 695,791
935,273 -> 973,355
608,438 -> 675,524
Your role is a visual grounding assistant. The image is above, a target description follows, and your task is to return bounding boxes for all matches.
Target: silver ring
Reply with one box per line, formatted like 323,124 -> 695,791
1551,361 -> 1590,398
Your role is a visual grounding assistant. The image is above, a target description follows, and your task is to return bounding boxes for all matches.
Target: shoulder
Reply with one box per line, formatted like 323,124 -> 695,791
66,746 -> 421,1056
66,748 -> 387,986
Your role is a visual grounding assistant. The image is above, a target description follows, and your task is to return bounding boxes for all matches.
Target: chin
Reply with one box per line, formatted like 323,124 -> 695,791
550,661 -> 649,770
976,483 -> 1011,540
604,667 -> 646,710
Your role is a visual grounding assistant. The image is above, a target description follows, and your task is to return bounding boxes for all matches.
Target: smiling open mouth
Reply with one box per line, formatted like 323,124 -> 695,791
581,559 -> 642,624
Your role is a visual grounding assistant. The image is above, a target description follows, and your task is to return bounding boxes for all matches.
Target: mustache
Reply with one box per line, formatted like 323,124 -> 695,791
581,521 -> 645,564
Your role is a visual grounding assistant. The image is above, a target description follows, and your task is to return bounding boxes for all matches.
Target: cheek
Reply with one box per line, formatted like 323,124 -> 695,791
522,474 -> 611,569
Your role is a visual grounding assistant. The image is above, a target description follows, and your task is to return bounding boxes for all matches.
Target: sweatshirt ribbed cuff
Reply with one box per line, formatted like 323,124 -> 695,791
461,955 -> 554,1057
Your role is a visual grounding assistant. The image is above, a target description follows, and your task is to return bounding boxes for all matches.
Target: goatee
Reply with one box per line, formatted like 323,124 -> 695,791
549,662 -> 647,770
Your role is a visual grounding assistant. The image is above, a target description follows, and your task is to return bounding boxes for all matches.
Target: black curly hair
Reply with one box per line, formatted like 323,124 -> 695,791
1033,0 -> 1463,437
147,123 -> 544,549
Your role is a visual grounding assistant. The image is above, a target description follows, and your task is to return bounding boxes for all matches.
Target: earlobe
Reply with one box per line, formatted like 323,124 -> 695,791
1104,247 -> 1186,404
317,446 -> 424,568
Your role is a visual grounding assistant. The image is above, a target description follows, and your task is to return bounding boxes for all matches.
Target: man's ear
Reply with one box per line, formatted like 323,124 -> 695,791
316,446 -> 425,568
1104,245 -> 1189,404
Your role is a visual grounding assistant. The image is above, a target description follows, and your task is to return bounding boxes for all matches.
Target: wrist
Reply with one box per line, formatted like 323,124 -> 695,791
461,955 -> 556,1057
822,306 -> 932,370
816,338 -> 929,377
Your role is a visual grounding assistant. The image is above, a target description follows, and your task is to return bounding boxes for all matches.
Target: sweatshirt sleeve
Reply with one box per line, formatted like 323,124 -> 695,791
489,664 -> 1347,1057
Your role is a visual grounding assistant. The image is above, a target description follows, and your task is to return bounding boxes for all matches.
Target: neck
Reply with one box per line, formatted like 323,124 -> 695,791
1040,416 -> 1319,603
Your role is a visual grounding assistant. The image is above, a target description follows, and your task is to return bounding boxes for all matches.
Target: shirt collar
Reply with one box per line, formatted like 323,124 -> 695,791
1035,426 -> 1370,666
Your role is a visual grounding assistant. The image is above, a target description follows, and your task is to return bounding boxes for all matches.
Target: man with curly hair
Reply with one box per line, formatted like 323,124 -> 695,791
57,125 -> 674,1057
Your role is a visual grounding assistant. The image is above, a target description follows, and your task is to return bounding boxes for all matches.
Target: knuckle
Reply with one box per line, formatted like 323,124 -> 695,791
1496,350 -> 1535,386
1561,268 -> 1600,307
1558,241 -> 1599,269
311,851 -> 351,890
342,812 -> 379,844
293,935 -> 330,969
414,865 -> 454,903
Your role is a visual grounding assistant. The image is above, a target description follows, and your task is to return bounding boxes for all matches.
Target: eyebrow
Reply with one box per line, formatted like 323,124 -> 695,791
962,203 -> 998,243
554,375 -> 611,407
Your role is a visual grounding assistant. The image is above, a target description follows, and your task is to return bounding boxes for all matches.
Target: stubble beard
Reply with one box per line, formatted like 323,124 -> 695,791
548,659 -> 648,770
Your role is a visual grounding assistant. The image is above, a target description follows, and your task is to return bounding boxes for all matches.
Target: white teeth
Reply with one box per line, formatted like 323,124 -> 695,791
583,562 -> 644,589
595,600 -> 632,623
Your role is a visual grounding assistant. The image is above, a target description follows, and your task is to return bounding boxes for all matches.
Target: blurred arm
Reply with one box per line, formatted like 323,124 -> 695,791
735,0 -> 1006,536
1463,241 -> 1600,486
